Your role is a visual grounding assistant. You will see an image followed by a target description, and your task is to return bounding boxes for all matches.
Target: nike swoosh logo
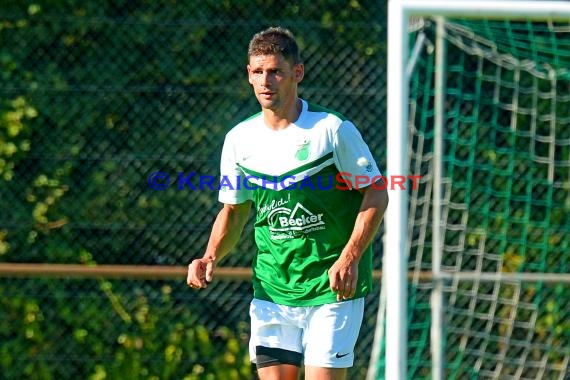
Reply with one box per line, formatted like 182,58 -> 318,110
335,352 -> 350,358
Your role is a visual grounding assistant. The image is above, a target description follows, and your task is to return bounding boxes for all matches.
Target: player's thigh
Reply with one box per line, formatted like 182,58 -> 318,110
304,366 -> 347,380
257,364 -> 300,380
303,298 -> 364,368
249,299 -> 304,367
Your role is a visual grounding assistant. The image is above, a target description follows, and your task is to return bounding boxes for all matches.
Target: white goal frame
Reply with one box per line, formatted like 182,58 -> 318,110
385,1 -> 570,379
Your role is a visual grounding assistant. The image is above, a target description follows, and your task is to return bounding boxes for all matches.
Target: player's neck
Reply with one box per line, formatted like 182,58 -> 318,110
262,98 -> 302,130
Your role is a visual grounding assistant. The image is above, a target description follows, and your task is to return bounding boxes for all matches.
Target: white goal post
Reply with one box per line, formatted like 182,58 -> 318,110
384,1 -> 570,380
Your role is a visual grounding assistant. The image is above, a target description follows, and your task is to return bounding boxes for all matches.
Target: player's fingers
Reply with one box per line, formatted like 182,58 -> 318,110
187,260 -> 208,289
196,261 -> 208,288
205,259 -> 215,283
187,261 -> 199,288
336,278 -> 349,301
328,270 -> 341,292
332,276 -> 347,301
342,276 -> 357,300
350,275 -> 358,297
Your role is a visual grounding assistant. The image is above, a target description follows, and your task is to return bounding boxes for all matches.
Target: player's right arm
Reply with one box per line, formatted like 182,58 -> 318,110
187,200 -> 252,289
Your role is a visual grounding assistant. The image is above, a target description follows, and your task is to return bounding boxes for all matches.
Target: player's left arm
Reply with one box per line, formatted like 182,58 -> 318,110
328,180 -> 388,301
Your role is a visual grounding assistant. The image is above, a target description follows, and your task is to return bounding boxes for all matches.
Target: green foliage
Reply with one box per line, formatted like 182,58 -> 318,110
0,279 -> 252,379
0,97 -> 35,181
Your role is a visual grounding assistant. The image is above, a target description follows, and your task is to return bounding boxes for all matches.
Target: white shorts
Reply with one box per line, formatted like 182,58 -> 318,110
249,298 -> 365,368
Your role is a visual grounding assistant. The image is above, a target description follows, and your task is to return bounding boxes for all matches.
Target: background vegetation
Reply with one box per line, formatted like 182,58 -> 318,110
1,1 -> 568,379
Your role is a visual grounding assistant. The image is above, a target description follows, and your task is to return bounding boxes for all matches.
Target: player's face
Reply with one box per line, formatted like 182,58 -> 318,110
247,54 -> 303,112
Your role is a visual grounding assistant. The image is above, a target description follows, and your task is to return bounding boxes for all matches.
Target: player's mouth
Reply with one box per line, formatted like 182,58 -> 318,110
259,91 -> 275,99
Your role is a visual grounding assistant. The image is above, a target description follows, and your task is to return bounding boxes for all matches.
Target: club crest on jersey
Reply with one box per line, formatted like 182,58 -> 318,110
295,138 -> 310,161
266,202 -> 326,239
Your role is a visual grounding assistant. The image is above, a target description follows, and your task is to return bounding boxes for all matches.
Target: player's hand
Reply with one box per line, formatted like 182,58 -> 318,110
187,258 -> 215,289
328,253 -> 359,301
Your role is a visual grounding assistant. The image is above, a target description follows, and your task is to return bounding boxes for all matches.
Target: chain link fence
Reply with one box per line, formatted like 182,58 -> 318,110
1,1 -> 388,379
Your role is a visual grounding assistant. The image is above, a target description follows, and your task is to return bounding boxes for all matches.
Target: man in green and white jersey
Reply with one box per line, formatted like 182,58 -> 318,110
187,27 -> 389,380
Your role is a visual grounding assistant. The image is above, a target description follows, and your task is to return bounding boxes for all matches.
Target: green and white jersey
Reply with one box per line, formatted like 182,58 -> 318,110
219,99 -> 382,306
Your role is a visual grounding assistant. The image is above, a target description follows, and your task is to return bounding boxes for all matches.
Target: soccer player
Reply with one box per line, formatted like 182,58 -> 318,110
187,26 -> 388,380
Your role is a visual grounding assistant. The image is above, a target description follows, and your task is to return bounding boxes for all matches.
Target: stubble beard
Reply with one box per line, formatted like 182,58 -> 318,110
257,94 -> 281,111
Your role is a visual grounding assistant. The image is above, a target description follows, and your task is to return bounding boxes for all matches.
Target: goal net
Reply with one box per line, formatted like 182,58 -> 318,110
370,8 -> 570,380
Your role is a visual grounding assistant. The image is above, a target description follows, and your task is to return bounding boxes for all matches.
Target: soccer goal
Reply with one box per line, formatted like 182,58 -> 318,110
369,1 -> 570,379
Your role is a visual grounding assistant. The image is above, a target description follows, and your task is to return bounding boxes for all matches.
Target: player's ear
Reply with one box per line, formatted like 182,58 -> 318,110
247,65 -> 253,85
295,63 -> 304,83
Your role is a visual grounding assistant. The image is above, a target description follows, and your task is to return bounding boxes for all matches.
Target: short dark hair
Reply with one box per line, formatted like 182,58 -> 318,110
248,27 -> 301,64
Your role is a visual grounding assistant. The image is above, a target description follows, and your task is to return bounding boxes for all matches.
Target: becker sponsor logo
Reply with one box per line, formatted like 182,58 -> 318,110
267,202 -> 325,239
